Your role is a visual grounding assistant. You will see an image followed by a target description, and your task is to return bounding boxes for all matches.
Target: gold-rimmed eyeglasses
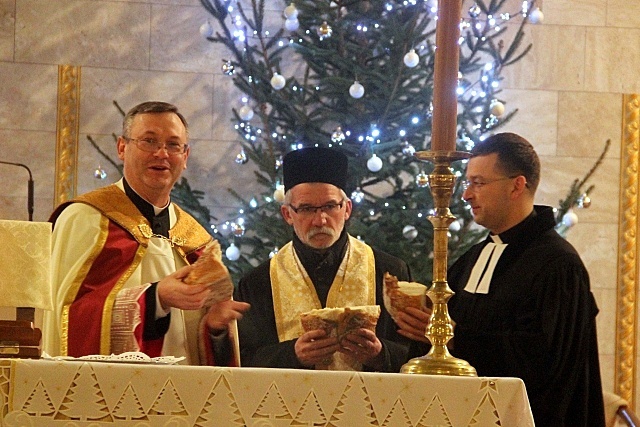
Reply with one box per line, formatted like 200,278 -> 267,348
288,201 -> 345,216
126,137 -> 188,155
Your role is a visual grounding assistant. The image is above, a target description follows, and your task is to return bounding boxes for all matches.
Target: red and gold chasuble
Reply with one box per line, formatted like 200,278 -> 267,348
47,183 -> 212,363
270,235 -> 376,370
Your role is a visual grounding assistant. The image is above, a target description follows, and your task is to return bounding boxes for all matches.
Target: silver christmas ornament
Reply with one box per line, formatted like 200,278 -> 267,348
199,21 -> 214,38
403,49 -> 419,68
317,21 -> 333,39
270,73 -> 286,90
331,126 -> 346,143
349,81 -> 365,98
528,7 -> 544,24
225,243 -> 241,261
235,150 -> 248,164
285,17 -> 299,32
415,172 -> 429,187
577,194 -> 592,208
401,141 -> 416,156
562,210 -> 579,227
367,154 -> 383,172
94,166 -> 107,180
221,60 -> 235,75
490,100 -> 505,117
239,105 -> 254,121
231,222 -> 246,237
402,225 -> 418,241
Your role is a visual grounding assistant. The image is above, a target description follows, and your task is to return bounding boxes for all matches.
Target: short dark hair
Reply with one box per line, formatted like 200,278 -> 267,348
471,132 -> 540,192
122,101 -> 189,139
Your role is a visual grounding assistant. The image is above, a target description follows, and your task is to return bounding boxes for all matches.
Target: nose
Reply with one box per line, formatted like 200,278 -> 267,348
310,209 -> 328,225
462,187 -> 473,202
152,145 -> 170,158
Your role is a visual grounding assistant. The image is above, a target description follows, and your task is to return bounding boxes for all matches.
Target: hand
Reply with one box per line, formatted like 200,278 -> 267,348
339,328 -> 383,370
205,300 -> 250,332
156,265 -> 212,310
294,330 -> 340,367
396,306 -> 432,343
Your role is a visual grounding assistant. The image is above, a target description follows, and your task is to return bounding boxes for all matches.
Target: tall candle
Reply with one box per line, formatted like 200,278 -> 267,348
430,0 -> 462,152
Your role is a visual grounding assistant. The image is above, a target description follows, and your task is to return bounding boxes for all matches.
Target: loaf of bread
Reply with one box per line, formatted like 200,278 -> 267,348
184,240 -> 234,305
300,305 -> 380,344
383,272 -> 427,323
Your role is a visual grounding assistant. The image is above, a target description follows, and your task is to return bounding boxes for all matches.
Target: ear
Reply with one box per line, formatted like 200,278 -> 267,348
511,175 -> 528,198
344,199 -> 353,221
116,137 -> 126,161
280,204 -> 294,225
183,145 -> 190,170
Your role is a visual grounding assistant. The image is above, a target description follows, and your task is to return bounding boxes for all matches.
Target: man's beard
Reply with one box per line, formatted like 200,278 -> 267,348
306,226 -> 336,246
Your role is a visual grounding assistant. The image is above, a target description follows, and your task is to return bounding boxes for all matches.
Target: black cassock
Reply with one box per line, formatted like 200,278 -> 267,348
235,230 -> 412,372
446,205 -> 605,426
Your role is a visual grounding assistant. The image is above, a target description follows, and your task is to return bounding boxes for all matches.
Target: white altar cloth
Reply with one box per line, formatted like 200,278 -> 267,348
0,358 -> 534,426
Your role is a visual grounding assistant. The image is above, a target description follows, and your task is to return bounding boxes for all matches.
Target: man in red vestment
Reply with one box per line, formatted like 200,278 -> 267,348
43,101 -> 249,365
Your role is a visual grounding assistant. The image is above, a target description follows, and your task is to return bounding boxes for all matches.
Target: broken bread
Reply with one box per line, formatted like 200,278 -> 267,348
184,240 -> 234,305
383,272 -> 427,324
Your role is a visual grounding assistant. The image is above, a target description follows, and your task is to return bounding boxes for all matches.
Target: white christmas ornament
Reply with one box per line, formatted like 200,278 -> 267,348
490,100 -> 505,117
349,81 -> 365,99
402,225 -> 418,241
199,21 -> 213,38
225,243 -> 241,261
239,105 -> 254,121
273,185 -> 285,203
528,7 -> 544,24
449,220 -> 461,232
367,154 -> 383,172
562,210 -> 579,227
283,3 -> 298,18
285,17 -> 299,31
270,73 -> 286,90
403,49 -> 419,68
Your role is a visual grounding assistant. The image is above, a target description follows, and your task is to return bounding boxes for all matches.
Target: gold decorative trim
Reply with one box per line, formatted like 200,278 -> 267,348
617,94 -> 640,407
54,65 -> 81,207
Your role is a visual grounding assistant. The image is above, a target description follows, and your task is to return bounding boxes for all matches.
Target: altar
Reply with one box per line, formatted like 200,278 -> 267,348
0,358 -> 533,426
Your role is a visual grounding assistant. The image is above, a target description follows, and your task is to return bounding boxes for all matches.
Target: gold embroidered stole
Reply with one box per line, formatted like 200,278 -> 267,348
271,235 -> 375,370
74,183 -> 211,256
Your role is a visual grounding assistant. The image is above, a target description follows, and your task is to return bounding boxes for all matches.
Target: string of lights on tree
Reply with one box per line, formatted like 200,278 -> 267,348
90,0 -> 604,283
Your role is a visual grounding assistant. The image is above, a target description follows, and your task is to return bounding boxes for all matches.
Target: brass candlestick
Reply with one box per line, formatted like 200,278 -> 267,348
400,151 -> 477,376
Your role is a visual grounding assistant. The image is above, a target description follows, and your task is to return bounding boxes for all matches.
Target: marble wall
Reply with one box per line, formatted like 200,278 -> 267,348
0,0 -> 637,414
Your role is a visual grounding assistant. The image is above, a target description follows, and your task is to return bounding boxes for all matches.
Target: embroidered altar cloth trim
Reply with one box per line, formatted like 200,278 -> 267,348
0,359 -> 534,426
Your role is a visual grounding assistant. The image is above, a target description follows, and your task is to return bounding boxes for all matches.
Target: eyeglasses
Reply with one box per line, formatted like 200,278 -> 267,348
461,176 -> 519,192
126,137 -> 188,155
288,201 -> 345,216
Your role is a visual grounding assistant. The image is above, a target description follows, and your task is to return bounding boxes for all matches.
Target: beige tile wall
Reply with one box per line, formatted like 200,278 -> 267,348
0,0 -> 636,414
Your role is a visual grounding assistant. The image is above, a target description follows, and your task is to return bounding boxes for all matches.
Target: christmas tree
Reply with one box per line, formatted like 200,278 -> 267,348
89,0 -> 606,285
197,0 -> 538,283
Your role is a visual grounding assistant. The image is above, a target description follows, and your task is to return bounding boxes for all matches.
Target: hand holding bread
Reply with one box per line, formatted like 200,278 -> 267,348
184,240 -> 234,305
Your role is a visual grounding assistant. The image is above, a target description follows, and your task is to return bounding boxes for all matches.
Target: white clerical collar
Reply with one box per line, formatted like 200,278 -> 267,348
463,234 -> 507,294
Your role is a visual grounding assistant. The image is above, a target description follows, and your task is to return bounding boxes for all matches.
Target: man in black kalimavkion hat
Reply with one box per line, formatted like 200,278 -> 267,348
229,146 -> 413,371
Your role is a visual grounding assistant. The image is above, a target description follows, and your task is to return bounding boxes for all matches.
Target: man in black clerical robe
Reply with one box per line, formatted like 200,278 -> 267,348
234,147 -> 412,372
397,133 -> 605,426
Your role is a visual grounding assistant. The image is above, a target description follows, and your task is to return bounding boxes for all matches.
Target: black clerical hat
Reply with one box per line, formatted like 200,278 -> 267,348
283,147 -> 348,192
